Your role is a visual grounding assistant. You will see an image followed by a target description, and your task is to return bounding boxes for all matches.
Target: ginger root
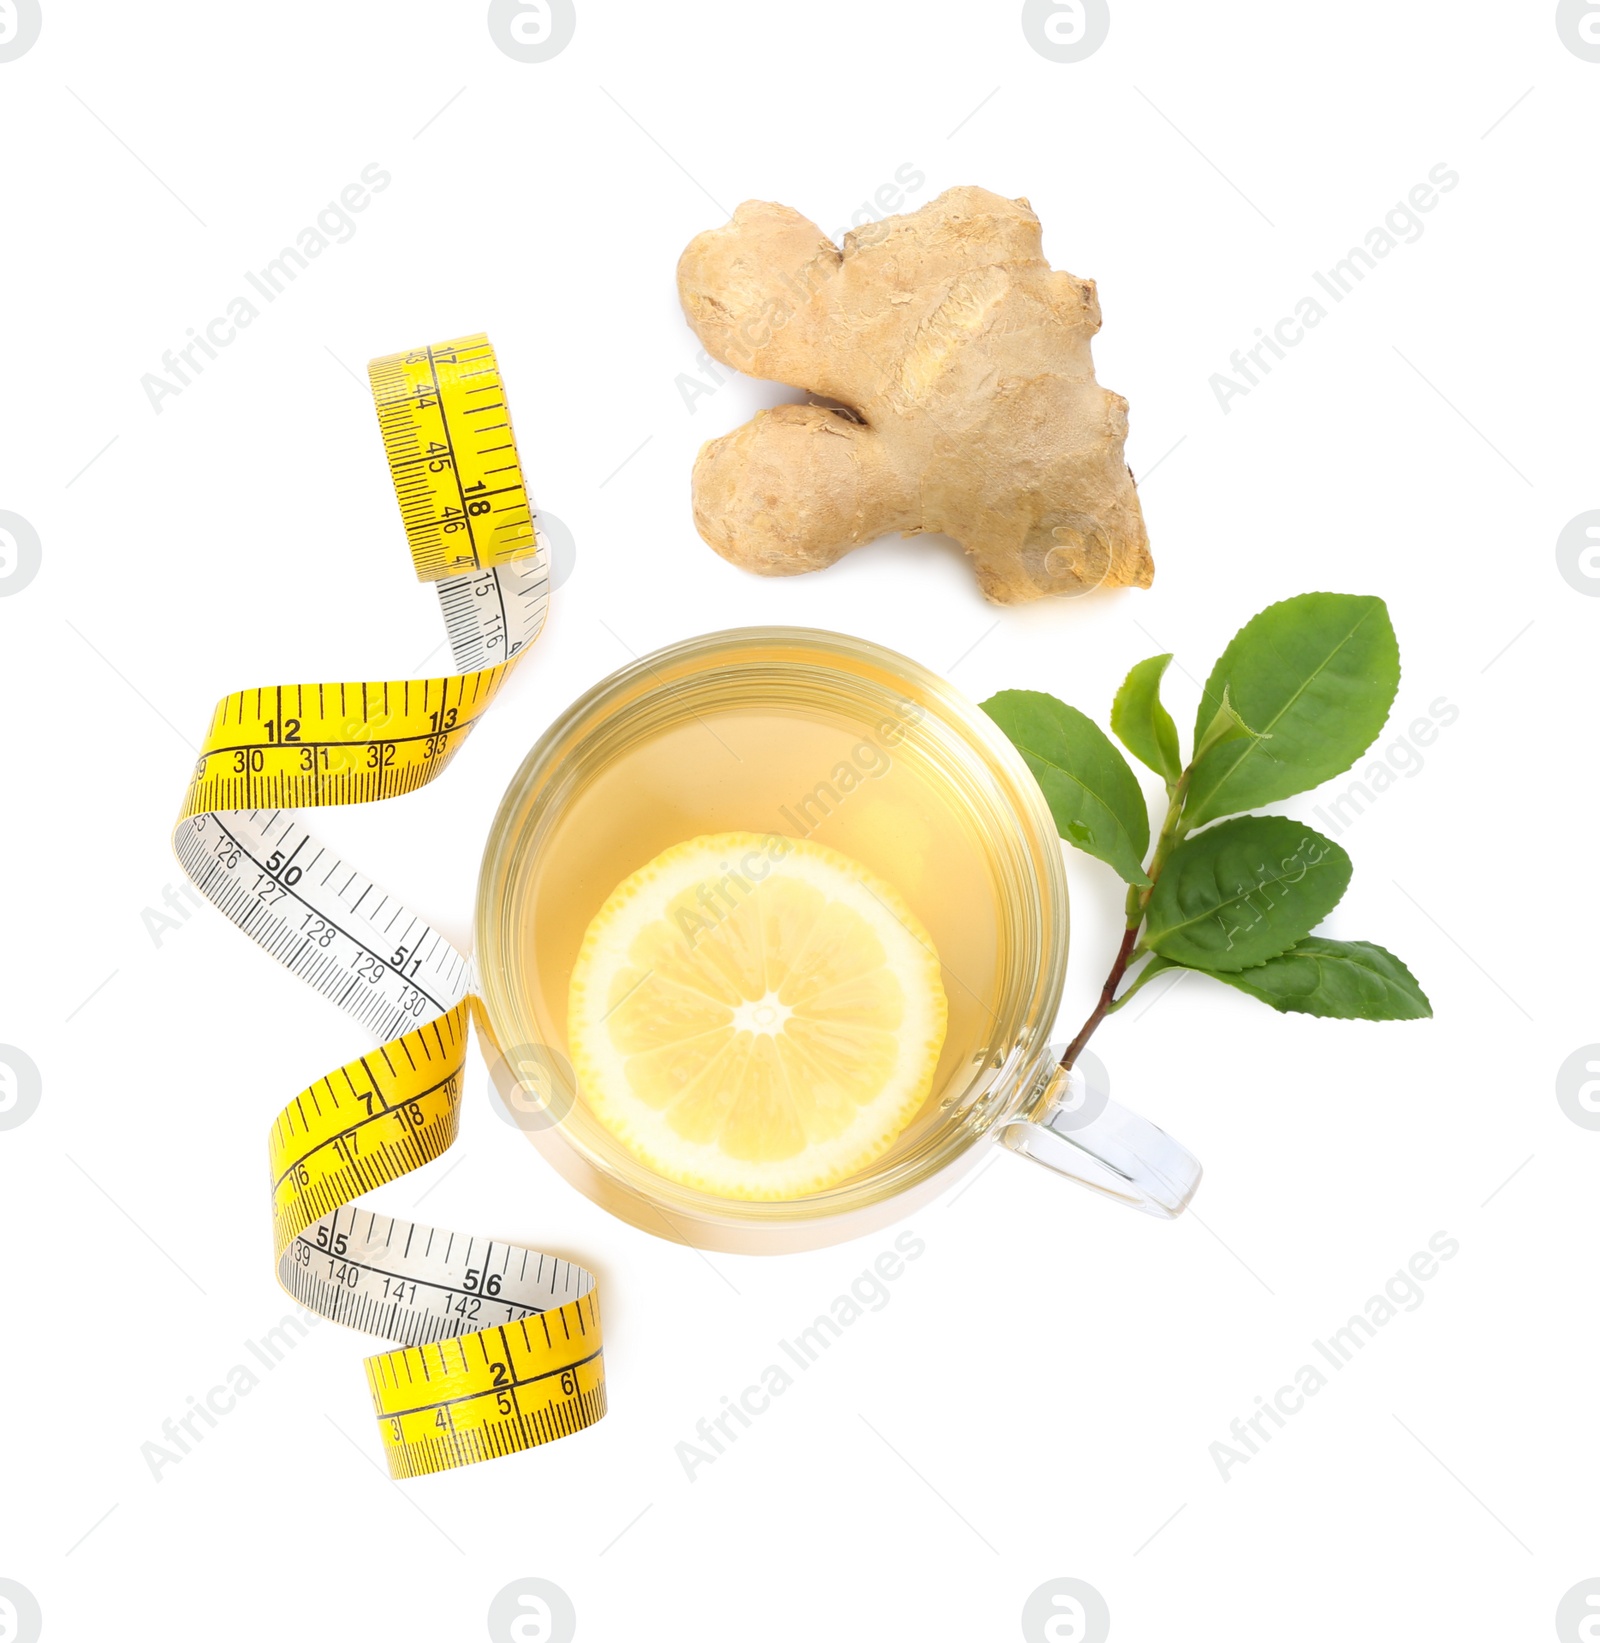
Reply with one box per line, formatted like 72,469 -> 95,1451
677,186 -> 1152,605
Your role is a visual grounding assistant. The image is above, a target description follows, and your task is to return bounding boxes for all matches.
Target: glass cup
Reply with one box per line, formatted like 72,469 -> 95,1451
475,627 -> 1200,1253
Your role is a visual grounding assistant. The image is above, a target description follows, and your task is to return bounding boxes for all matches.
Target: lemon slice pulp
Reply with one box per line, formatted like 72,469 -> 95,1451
566,832 -> 948,1200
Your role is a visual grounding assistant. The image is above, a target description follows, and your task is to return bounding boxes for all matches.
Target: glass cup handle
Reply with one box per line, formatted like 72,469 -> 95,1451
1000,1065 -> 1202,1219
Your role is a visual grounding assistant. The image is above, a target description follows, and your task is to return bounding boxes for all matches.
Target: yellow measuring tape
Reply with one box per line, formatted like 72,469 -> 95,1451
173,335 -> 605,1479
368,336 -> 537,581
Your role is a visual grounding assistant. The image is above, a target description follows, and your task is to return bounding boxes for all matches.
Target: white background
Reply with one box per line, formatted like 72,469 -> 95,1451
1,2 -> 1596,1639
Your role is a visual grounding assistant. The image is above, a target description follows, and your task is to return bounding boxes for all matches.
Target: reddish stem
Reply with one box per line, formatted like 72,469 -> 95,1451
1058,922 -> 1142,1071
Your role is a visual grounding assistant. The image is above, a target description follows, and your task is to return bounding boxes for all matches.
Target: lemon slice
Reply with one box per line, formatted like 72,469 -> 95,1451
567,832 -> 948,1200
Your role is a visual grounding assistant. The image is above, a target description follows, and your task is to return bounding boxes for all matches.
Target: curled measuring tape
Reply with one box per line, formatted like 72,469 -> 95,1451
172,335 -> 605,1479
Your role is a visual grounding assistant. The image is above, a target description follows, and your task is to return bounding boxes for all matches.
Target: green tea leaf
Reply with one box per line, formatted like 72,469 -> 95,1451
982,690 -> 1152,886
1111,654 -> 1182,783
1192,685 -> 1265,765
1186,594 -> 1400,827
1191,938 -> 1432,1020
1144,815 -> 1350,971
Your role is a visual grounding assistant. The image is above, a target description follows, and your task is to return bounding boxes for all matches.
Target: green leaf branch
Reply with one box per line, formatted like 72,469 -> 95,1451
983,592 -> 1431,1076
